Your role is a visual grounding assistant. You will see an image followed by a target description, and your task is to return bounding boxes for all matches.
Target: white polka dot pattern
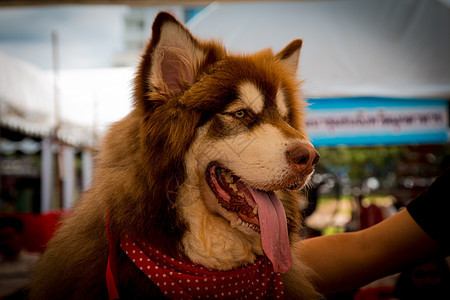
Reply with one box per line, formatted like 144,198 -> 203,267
120,235 -> 285,299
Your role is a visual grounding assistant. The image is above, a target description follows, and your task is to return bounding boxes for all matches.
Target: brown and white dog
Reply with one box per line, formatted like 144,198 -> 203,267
30,12 -> 319,299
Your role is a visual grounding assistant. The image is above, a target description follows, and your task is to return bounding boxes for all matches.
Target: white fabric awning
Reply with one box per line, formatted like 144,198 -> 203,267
188,0 -> 450,99
0,51 -> 134,147
0,51 -> 56,138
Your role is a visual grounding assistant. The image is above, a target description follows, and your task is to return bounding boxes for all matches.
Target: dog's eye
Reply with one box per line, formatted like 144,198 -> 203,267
234,110 -> 248,118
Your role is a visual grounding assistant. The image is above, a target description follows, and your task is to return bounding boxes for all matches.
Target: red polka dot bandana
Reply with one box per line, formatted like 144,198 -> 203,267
120,235 -> 285,299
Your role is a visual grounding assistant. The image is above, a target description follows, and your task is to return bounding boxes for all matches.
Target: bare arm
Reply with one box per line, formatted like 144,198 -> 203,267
296,208 -> 440,294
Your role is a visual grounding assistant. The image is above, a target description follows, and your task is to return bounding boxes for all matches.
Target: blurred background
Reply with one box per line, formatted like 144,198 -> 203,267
0,0 -> 449,299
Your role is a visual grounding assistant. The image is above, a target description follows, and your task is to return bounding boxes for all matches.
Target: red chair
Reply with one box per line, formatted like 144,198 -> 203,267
2,210 -> 68,253
354,286 -> 395,300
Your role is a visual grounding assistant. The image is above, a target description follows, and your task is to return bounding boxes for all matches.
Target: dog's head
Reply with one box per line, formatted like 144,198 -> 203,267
117,12 -> 318,272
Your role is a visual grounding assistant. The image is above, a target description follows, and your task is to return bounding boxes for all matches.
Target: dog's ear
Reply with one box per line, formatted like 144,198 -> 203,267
147,12 -> 206,94
275,39 -> 302,76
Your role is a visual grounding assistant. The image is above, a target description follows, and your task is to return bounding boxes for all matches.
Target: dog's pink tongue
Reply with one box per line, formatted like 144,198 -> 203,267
248,189 -> 292,273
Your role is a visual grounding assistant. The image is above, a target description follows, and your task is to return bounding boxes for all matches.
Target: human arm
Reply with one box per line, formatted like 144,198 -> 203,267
296,168 -> 450,294
296,208 -> 440,294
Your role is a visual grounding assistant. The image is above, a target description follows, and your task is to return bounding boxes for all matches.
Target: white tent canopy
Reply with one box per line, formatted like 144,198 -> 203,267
0,51 -> 56,138
57,67 -> 134,144
188,0 -> 450,99
0,50 -> 134,147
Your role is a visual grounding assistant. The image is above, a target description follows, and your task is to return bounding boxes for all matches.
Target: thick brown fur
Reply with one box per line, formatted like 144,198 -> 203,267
30,12 -> 318,299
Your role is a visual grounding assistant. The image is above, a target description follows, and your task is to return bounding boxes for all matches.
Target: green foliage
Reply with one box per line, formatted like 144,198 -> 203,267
315,144 -> 450,189
316,146 -> 402,182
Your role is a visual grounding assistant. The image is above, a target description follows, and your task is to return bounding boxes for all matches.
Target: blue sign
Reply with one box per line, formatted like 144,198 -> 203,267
305,97 -> 449,147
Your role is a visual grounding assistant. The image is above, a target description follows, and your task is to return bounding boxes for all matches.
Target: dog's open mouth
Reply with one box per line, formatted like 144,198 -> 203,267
206,163 -> 260,231
205,162 -> 292,273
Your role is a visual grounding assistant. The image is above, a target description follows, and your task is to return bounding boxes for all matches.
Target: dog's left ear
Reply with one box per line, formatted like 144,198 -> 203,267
275,39 -> 302,76
147,12 -> 206,94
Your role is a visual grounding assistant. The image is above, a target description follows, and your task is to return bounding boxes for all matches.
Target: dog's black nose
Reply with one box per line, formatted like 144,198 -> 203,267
286,145 -> 320,169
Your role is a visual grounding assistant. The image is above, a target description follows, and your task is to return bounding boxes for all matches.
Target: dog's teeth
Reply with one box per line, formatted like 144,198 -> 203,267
229,183 -> 238,192
224,172 -> 234,183
252,205 -> 258,216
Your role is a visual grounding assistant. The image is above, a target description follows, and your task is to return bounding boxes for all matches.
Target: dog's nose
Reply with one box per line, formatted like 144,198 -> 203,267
286,144 -> 320,170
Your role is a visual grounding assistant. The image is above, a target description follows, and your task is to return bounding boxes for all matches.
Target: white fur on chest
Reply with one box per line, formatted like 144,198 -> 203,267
178,128 -> 264,270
